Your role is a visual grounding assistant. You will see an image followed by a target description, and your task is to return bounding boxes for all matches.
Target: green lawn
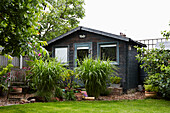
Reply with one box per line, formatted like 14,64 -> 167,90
0,99 -> 170,113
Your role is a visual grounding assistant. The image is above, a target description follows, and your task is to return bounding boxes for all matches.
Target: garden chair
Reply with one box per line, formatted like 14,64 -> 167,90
7,69 -> 28,101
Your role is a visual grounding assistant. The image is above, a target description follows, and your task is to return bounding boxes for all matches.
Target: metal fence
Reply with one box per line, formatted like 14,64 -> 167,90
137,38 -> 168,50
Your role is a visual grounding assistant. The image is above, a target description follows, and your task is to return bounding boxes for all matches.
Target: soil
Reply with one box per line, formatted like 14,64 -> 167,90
0,92 -> 145,106
98,92 -> 145,101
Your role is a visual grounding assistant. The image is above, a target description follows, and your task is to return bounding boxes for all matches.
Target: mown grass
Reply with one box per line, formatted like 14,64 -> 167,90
0,99 -> 170,113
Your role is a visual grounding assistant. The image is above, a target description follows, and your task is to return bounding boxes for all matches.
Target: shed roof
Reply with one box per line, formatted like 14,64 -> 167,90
47,26 -> 146,47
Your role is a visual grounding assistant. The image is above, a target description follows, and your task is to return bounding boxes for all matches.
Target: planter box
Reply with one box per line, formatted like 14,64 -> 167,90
108,87 -> 123,95
110,83 -> 121,88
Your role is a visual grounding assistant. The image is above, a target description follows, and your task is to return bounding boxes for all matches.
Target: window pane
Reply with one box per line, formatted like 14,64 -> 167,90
55,47 -> 67,63
77,49 -> 89,63
100,45 -> 117,61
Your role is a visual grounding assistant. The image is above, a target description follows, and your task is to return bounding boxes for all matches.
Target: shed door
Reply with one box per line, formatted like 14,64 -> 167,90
74,43 -> 92,66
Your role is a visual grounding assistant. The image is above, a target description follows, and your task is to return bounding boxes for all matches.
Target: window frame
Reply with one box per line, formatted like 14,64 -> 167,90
52,46 -> 69,65
97,42 -> 119,65
74,42 -> 92,67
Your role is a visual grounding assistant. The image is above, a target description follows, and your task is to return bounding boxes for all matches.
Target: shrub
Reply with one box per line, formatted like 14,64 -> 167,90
165,87 -> 170,100
135,45 -> 170,97
55,87 -> 64,99
0,60 -> 13,91
65,89 -> 76,101
75,58 -> 117,98
28,58 -> 66,101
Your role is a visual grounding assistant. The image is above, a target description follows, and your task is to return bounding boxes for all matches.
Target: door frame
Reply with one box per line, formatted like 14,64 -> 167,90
74,42 -> 92,67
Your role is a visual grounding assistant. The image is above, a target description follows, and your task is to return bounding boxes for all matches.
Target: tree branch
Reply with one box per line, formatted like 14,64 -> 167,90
60,0 -> 68,19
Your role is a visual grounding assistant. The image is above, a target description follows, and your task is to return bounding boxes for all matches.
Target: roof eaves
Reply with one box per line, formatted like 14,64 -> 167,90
81,27 -> 129,42
129,39 -> 147,47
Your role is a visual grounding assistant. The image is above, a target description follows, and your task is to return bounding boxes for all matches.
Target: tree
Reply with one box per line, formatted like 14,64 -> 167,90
38,0 -> 85,41
0,0 -> 85,57
0,0 -> 48,57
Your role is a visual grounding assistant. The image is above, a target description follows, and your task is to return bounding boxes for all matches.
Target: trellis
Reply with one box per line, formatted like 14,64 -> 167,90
137,38 -> 168,49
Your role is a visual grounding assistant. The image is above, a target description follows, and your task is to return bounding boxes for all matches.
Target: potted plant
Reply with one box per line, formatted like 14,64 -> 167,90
110,76 -> 122,88
144,85 -> 158,98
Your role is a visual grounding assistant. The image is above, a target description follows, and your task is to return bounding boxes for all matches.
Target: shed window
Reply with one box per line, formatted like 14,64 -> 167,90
55,47 -> 68,63
100,44 -> 117,61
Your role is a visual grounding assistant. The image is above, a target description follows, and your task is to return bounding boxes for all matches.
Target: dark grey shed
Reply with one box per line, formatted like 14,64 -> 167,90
46,26 -> 146,91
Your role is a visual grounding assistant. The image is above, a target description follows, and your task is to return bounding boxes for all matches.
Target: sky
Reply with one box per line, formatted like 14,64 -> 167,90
79,0 -> 170,40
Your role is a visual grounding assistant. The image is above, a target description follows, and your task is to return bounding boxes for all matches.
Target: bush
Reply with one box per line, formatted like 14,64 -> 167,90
55,87 -> 64,99
165,87 -> 170,100
28,58 -> 66,101
135,45 -> 170,97
0,60 -> 13,91
75,58 -> 117,98
65,89 -> 76,101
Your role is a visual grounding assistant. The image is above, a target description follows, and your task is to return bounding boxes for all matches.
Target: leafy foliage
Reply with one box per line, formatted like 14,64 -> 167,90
0,60 -> 13,91
144,85 -> 159,92
75,58 -> 117,98
38,0 -> 85,41
110,76 -> 122,84
161,30 -> 170,40
0,0 -> 84,58
165,87 -> 170,99
135,45 -> 170,98
55,87 -> 65,99
161,22 -> 170,40
0,0 -> 48,57
27,58 -> 66,101
65,89 -> 76,101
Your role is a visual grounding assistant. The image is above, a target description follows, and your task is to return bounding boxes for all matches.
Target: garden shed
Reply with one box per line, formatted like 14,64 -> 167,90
46,26 -> 146,91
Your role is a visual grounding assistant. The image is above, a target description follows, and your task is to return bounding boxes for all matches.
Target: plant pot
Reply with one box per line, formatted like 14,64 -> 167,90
145,91 -> 157,98
110,83 -> 121,88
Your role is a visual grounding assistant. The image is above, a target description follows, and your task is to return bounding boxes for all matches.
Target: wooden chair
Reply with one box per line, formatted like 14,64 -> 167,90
7,69 -> 28,101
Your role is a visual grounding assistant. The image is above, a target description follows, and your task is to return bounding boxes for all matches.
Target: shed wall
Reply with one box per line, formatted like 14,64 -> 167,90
127,45 -> 139,89
46,30 -> 137,90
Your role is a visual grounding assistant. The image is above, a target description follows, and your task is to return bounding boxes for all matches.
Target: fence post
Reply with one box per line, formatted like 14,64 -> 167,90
20,55 -> 22,69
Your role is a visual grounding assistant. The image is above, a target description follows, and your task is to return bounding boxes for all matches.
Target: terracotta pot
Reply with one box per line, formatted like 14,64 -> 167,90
145,91 -> 157,98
